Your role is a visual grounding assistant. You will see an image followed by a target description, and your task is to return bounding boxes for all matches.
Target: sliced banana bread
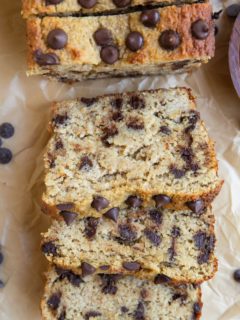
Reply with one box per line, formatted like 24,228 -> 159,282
41,267 -> 203,319
42,88 -> 222,218
41,206 -> 217,284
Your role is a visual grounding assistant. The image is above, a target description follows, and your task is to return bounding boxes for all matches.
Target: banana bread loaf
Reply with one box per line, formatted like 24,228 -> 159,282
42,88 -> 222,218
26,3 -> 215,81
41,206 -> 217,284
41,267 -> 203,319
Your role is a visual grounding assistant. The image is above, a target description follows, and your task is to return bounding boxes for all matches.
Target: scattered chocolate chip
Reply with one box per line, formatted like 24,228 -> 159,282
100,46 -> 119,64
0,123 -> 14,139
193,231 -> 215,264
100,274 -> 121,295
129,96 -> 145,109
117,224 -> 138,244
47,292 -> 61,310
0,252 -> 3,265
111,98 -> 123,109
84,217 -> 99,239
171,60 -> 190,70
46,0 -> 63,4
149,209 -> 163,225
0,148 -> 12,164
60,211 -> 78,226
78,0 -> 97,8
103,207 -> 119,222
79,156 -> 93,170
212,10 -> 222,20
56,268 -> 84,286
94,28 -> 113,46
152,194 -> 171,208
84,311 -> 102,319
154,274 -> 171,284
42,241 -> 58,256
34,49 -> 60,66
193,302 -> 202,316
56,203 -> 74,211
58,310 -> 66,320
122,261 -> 141,271
144,229 -> 161,246
52,114 -> 68,126
91,196 -> 109,211
140,10 -> 160,28
170,167 -> 185,179
81,262 -> 96,277
80,97 -> 98,106
226,4 -> 240,18
47,29 -> 68,50
171,226 -> 181,238
121,306 -> 129,313
127,117 -> 144,130
198,252 -> 210,264
193,232 -> 207,249
126,32 -> 144,52
172,293 -> 187,301
99,265 -> 110,270
55,139 -> 63,149
159,30 -> 181,50
112,111 -> 123,122
125,195 -> 142,208
159,126 -> 171,135
0,280 -> 4,288
233,269 -> 240,282
191,19 -> 209,40
112,0 -> 131,7
186,199 -> 204,213
101,124 -> 118,146
133,301 -> 145,320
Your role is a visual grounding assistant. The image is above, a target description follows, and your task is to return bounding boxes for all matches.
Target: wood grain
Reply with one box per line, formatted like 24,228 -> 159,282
229,13 -> 240,97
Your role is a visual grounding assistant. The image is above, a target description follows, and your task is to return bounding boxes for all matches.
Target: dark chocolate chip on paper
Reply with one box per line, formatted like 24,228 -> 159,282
0,148 -> 12,164
0,123 -> 14,139
233,269 -> 240,282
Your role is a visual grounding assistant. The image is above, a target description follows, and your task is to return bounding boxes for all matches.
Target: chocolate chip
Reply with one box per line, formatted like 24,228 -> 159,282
47,29 -> 68,50
52,114 -> 68,126
233,269 -> 240,282
46,0 -> 63,4
193,302 -> 201,316
125,195 -> 142,208
152,194 -> 171,208
170,167 -> 185,179
140,10 -> 160,28
133,301 -> 145,320
100,274 -> 121,295
60,211 -> 77,225
144,229 -> 161,246
154,274 -> 171,284
191,19 -> 209,40
84,217 -> 99,239
81,262 -> 96,277
99,265 -> 110,270
127,117 -> 144,130
58,310 -> 66,320
91,196 -> 109,211
112,0 -> 131,8
171,60 -> 190,71
126,32 -> 144,52
100,46 -> 119,64
198,252 -> 210,264
84,311 -> 102,319
78,0 -> 97,8
122,261 -> 141,271
117,224 -> 138,244
0,148 -> 12,164
101,124 -> 118,146
47,292 -> 61,310
56,203 -> 74,211
79,156 -> 93,170
129,96 -> 145,109
41,241 -> 58,256
171,226 -> 181,238
159,30 -> 181,50
56,268 -> 84,286
103,207 -> 119,222
193,232 -> 207,249
226,4 -> 240,18
121,306 -> 129,313
0,280 -> 4,288
55,139 -> 63,149
80,97 -> 98,106
0,252 -> 3,265
94,28 -> 113,46
159,126 -> 171,135
0,123 -> 14,139
112,111 -> 123,122
186,199 -> 204,213
172,293 -> 187,301
149,209 -> 163,225
34,49 -> 60,66
111,98 -> 123,109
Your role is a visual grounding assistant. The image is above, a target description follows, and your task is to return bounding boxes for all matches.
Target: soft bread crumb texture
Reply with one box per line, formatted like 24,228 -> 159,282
42,88 -> 222,217
41,268 -> 202,320
42,207 -> 217,283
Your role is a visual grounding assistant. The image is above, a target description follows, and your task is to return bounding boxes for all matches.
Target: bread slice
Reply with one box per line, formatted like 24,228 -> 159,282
42,88 -> 222,218
41,206 -> 217,284
26,3 -> 215,81
41,267 -> 203,319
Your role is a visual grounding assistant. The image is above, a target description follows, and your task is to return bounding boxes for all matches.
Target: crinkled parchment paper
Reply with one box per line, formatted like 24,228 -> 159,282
0,0 -> 240,319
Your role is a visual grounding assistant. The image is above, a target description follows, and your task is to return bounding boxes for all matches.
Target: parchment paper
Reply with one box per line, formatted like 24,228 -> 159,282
0,0 -> 240,319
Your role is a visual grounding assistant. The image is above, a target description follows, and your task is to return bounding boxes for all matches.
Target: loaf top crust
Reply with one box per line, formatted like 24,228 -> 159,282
42,88 -> 222,217
22,0 -> 200,18
41,268 -> 202,320
26,3 -> 215,74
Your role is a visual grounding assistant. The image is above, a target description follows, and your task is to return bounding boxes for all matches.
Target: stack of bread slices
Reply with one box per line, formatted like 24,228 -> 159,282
38,88 -> 222,319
